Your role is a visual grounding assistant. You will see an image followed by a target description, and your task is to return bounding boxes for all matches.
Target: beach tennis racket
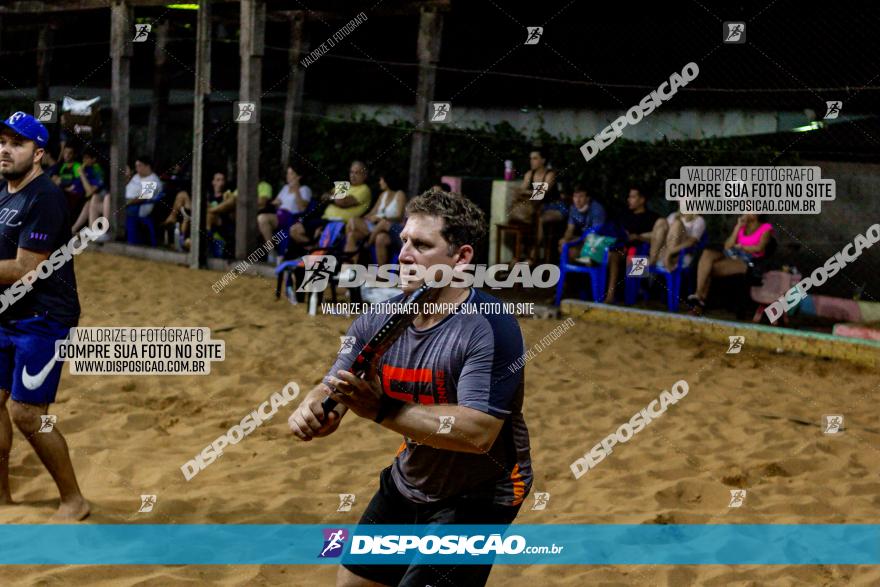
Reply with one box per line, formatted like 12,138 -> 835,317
321,283 -> 440,417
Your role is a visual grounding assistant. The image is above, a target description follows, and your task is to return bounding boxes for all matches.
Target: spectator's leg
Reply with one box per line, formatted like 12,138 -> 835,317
71,199 -> 90,234
344,217 -> 370,254
375,232 -> 392,266
605,250 -> 624,303
694,249 -> 724,300
648,217 -> 669,264
289,222 -> 310,244
163,192 -> 186,225
663,218 -> 686,268
102,193 -> 111,226
257,212 -> 278,244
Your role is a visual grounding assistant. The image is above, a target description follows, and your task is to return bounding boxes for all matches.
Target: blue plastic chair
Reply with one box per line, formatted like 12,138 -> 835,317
625,231 -> 709,311
554,225 -> 613,306
275,221 -> 346,302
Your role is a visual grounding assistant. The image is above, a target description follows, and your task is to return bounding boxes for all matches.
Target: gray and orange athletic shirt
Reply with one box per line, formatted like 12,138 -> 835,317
326,288 -> 533,507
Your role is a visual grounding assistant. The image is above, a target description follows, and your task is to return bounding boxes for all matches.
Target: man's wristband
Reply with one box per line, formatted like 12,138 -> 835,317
374,395 -> 404,424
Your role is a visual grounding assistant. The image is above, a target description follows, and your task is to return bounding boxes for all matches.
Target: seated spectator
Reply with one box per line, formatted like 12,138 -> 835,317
289,160 -> 371,247
521,148 -> 566,264
258,165 -> 312,259
124,155 -> 162,219
257,180 -> 273,214
205,171 -> 236,230
605,187 -> 660,303
650,207 -> 707,270
159,166 -> 193,249
344,171 -> 406,264
71,149 -> 106,234
558,184 -> 606,262
686,214 -> 773,313
52,145 -> 85,218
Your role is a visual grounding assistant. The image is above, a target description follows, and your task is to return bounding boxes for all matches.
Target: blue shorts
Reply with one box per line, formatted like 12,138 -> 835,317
0,317 -> 71,405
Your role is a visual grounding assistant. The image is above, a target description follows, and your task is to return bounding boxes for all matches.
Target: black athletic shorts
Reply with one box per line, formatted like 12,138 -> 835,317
342,465 -> 522,587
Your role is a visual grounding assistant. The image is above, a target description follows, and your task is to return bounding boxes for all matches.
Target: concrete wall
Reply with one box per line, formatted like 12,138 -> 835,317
324,102 -> 783,141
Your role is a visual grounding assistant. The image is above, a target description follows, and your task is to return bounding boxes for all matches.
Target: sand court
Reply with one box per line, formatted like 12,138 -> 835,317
0,251 -> 877,585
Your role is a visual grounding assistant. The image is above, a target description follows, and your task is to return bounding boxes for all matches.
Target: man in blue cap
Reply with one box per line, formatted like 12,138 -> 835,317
0,112 -> 89,520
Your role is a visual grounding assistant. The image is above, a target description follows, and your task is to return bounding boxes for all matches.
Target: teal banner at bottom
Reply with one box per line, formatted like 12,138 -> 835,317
0,524 -> 877,565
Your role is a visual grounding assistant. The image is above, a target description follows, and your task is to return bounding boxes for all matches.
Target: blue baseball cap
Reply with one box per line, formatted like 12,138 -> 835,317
1,112 -> 49,148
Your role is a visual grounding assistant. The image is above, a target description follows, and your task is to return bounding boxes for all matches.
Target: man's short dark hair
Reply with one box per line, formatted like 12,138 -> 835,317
83,148 -> 98,159
405,190 -> 487,255
630,186 -> 647,199
136,155 -> 153,168
572,183 -> 587,193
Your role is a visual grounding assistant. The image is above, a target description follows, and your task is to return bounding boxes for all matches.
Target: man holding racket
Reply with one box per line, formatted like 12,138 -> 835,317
289,190 -> 533,587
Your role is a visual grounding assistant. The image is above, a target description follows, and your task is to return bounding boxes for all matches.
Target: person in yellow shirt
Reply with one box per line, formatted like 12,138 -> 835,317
289,160 -> 372,246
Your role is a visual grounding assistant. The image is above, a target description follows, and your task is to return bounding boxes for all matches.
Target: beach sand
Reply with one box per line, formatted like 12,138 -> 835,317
0,251 -> 877,585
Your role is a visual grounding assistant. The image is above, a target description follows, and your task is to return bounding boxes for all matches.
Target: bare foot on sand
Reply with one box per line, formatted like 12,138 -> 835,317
50,496 -> 90,522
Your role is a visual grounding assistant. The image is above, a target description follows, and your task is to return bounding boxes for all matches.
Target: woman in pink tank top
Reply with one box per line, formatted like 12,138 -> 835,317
687,214 -> 774,313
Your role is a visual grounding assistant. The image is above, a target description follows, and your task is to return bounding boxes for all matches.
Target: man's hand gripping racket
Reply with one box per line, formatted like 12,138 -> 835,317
321,283 -> 440,418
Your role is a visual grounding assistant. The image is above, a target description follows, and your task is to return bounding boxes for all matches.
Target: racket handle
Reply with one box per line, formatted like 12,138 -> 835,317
321,396 -> 338,417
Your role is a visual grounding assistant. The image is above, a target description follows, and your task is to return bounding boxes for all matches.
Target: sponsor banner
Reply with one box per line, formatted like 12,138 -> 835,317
0,525 -> 876,564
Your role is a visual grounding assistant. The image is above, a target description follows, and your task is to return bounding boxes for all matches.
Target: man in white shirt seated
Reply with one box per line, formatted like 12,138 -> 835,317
124,156 -> 162,219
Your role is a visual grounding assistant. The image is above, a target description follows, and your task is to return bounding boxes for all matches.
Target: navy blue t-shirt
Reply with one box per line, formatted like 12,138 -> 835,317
0,174 -> 80,327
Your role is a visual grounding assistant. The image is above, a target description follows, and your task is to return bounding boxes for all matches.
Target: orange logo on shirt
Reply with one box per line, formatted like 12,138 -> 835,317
381,365 -> 448,405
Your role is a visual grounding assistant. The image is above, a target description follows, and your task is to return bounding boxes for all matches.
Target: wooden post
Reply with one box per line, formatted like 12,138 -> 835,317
109,0 -> 132,242
407,7 -> 444,198
36,24 -> 53,101
235,0 -> 264,259
146,19 -> 169,163
189,0 -> 211,269
280,11 -> 306,169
